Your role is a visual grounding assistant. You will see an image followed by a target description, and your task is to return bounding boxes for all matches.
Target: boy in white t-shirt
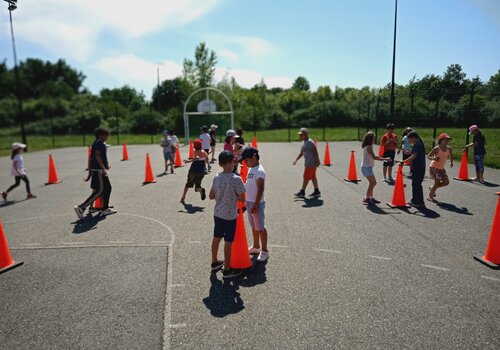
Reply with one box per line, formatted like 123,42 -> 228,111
239,147 -> 269,262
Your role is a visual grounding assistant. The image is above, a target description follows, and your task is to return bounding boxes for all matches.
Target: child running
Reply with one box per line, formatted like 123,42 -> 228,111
399,131 -> 426,208
160,130 -> 174,174
360,132 -> 391,205
381,123 -> 398,182
200,125 -> 212,173
427,133 -> 453,202
74,128 -> 115,219
2,143 -> 36,201
180,139 -> 208,203
239,146 -> 269,262
209,150 -> 246,279
465,124 -> 486,183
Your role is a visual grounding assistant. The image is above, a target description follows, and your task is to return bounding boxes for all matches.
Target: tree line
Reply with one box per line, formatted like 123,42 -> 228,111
0,42 -> 499,136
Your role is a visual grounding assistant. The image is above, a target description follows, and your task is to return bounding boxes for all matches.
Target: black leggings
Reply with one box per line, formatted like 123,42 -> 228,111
7,175 -> 31,194
80,172 -> 112,210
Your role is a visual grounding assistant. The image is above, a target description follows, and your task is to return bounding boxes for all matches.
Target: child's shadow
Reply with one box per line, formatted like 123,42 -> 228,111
71,214 -> 107,234
0,199 -> 28,207
202,274 -> 245,318
294,197 -> 324,208
436,201 -> 473,216
239,257 -> 267,287
178,203 -> 205,214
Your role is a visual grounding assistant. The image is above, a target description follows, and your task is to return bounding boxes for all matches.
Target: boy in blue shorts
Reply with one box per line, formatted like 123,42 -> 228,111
239,147 -> 269,262
209,150 -> 246,279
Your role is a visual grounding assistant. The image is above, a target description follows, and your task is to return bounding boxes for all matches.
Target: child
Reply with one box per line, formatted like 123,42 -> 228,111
74,128 -> 115,219
381,123 -> 398,182
399,131 -> 426,208
209,124 -> 218,163
465,125 -> 486,184
224,130 -> 236,152
160,130 -> 174,174
293,127 -> 321,197
168,130 -> 179,165
239,146 -> 269,262
427,133 -> 453,202
2,143 -> 36,201
180,139 -> 209,203
209,150 -> 246,279
236,129 -> 245,146
199,125 -> 212,172
360,132 -> 391,205
397,127 -> 413,176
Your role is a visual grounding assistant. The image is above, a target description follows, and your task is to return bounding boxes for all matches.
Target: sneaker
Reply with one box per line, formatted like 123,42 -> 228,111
257,251 -> 269,262
388,177 -> 395,183
171,167 -> 174,174
74,206 -> 84,220
382,177 -> 388,182
222,268 -> 242,279
1,192 -> 7,201
200,188 -> 206,200
362,197 -> 371,204
248,246 -> 260,255
295,190 -> 305,197
309,190 -> 321,197
479,179 -> 485,184
101,208 -> 117,216
211,260 -> 224,273
371,198 -> 381,204
27,194 -> 37,199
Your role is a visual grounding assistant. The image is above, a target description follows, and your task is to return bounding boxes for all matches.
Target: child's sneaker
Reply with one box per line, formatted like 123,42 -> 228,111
222,268 -> 242,279
74,206 -> 84,220
27,194 -> 37,199
371,198 -> 381,204
200,188 -> 206,200
101,208 -> 117,216
362,197 -> 371,204
309,189 -> 321,197
248,246 -> 260,255
211,260 -> 224,273
295,190 -> 305,197
1,192 -> 7,201
257,251 -> 269,262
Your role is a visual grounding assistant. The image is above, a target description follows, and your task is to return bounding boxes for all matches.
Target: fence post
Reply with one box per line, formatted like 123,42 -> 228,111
322,101 -> 326,141
432,97 -> 440,148
288,113 -> 291,143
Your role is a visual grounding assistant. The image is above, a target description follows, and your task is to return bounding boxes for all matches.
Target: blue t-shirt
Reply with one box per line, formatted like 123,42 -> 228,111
90,139 -> 108,170
473,133 -> 486,155
411,142 -> 426,174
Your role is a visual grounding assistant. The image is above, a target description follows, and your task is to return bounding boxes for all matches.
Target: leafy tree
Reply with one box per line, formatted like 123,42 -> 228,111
152,78 -> 186,113
292,76 -> 310,91
441,64 -> 467,102
182,42 -> 217,88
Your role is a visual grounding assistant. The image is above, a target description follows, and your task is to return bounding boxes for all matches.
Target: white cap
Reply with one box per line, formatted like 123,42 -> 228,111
298,127 -> 309,135
226,129 -> 236,137
12,142 -> 27,150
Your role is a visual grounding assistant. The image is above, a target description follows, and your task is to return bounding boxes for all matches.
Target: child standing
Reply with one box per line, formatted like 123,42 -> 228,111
465,125 -> 486,183
360,132 -> 391,205
74,128 -> 115,219
381,123 -> 398,182
399,131 -> 426,208
160,130 -> 174,174
200,125 -> 212,173
397,127 -> 413,176
168,130 -> 179,165
209,150 -> 246,279
180,139 -> 209,203
2,143 -> 36,201
239,147 -> 269,262
427,133 -> 453,202
293,127 -> 321,197
209,124 -> 218,163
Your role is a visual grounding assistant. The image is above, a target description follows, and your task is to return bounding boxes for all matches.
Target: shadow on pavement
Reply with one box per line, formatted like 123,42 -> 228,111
294,197 -> 324,208
436,201 -> 473,216
203,274 -> 245,318
178,203 -> 205,214
365,205 -> 393,215
71,214 -> 107,234
239,257 -> 267,287
0,198 -> 28,207
476,181 -> 499,188
412,206 -> 440,219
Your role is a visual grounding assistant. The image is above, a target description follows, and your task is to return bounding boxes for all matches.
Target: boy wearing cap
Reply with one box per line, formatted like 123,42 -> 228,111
209,150 -> 246,279
427,133 -> 453,202
181,139 -> 208,203
2,143 -> 36,201
381,123 -> 398,182
160,130 -> 174,174
240,147 -> 269,262
465,125 -> 486,184
200,126 -> 212,172
293,127 -> 321,197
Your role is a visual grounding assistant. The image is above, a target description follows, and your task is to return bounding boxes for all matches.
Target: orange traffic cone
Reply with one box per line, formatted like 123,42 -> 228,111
0,221 -> 23,274
474,193 -> 500,269
323,142 -> 332,166
230,207 -> 252,270
143,153 -> 157,184
89,196 -> 103,212
453,149 -> 471,181
85,146 -> 91,170
45,154 -> 61,185
121,143 -> 129,161
378,144 -> 385,157
387,164 -> 410,208
188,140 -> 194,159
344,150 -> 360,183
240,160 -> 248,183
251,136 -> 258,149
174,147 -> 184,168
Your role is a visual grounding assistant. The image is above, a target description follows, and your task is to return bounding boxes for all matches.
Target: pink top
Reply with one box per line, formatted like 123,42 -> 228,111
430,147 -> 450,170
224,143 -> 234,152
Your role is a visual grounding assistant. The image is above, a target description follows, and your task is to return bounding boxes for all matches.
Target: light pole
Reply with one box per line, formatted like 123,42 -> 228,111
389,0 -> 398,119
4,0 -> 27,148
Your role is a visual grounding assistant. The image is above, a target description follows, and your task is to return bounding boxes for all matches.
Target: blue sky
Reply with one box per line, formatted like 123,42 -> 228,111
0,0 -> 499,98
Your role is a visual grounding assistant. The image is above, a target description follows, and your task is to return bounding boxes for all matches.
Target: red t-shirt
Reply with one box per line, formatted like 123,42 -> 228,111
381,133 -> 398,151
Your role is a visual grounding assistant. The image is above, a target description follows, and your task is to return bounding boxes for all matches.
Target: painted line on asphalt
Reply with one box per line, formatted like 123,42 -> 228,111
368,255 -> 392,261
314,248 -> 342,254
62,241 -> 86,245
268,244 -> 288,248
169,323 -> 186,329
151,241 -> 170,244
20,243 -> 41,246
10,243 -> 170,250
172,284 -> 185,288
421,264 -> 450,271
188,241 -> 201,244
481,275 -> 500,282
109,240 -> 133,244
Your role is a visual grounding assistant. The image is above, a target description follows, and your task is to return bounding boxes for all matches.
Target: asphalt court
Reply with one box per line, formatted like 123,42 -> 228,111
1,141 -> 499,349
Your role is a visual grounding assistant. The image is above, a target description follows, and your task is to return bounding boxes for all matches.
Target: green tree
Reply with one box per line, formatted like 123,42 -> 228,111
292,76 -> 310,91
182,42 -> 217,88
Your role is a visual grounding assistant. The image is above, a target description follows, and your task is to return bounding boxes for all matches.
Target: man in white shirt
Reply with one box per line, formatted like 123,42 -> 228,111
200,125 -> 212,172
239,146 -> 269,262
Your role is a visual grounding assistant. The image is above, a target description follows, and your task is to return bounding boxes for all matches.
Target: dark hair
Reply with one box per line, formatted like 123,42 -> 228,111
236,129 -> 243,135
94,127 -> 110,138
224,136 -> 232,144
386,123 -> 395,130
407,131 -> 425,153
361,132 -> 375,148
11,149 -> 18,160
403,127 -> 413,137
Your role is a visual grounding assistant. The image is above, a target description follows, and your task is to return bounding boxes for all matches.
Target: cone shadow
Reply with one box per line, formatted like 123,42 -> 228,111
202,274 -> 245,318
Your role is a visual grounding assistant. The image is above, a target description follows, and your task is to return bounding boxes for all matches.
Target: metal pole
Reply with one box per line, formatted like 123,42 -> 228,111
288,114 -> 291,143
322,101 -> 326,141
390,0 -> 398,119
7,6 -> 27,149
50,115 -> 55,147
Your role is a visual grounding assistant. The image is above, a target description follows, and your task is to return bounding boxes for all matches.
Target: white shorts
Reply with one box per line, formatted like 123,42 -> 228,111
246,201 -> 266,231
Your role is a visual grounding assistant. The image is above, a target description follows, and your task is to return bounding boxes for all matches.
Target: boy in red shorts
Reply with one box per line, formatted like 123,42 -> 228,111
293,127 -> 321,197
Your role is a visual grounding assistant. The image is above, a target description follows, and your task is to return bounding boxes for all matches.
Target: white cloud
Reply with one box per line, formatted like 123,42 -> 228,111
231,36 -> 274,57
205,34 -> 276,60
219,50 -> 239,62
7,0 -> 222,61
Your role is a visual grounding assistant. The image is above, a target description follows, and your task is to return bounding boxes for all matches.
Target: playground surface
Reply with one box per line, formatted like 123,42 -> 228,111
0,141 -> 499,350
